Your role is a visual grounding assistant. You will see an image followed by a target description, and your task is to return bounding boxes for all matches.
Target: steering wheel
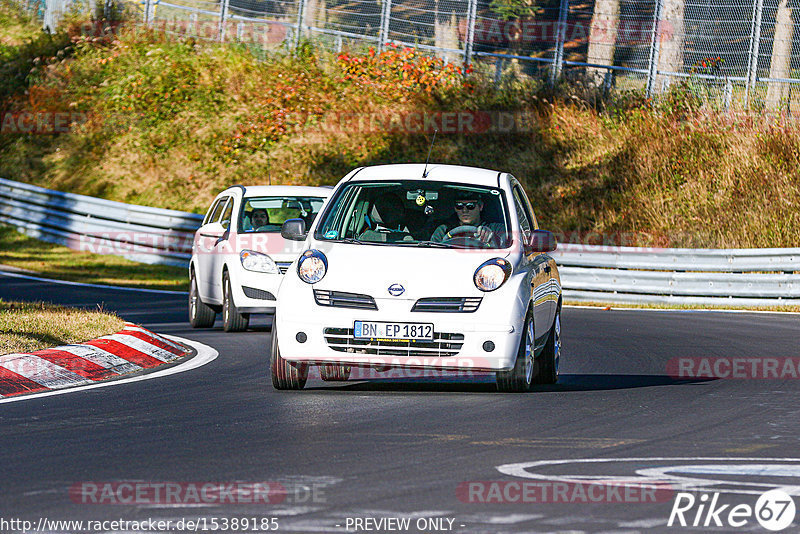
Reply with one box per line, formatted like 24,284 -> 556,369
443,225 -> 492,247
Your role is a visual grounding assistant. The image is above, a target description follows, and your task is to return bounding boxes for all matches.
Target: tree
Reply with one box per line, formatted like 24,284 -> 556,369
766,0 -> 794,110
587,0 -> 620,86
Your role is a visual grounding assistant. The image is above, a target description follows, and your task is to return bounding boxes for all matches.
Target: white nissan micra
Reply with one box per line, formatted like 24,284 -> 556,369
272,164 -> 561,392
189,185 -> 330,332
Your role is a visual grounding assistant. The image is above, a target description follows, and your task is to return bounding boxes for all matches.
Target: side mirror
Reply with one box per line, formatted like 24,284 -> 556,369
526,229 -> 557,253
281,218 -> 307,241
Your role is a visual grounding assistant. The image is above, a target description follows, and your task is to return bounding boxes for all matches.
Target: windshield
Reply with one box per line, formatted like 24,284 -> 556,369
239,196 -> 326,233
314,180 -> 512,249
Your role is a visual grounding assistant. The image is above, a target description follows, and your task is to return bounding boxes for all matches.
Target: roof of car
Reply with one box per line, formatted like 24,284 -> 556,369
346,164 -> 504,186
224,185 -> 332,198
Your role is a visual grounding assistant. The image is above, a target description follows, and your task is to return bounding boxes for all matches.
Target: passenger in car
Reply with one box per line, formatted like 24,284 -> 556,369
358,193 -> 412,242
431,197 -> 504,245
251,209 -> 270,230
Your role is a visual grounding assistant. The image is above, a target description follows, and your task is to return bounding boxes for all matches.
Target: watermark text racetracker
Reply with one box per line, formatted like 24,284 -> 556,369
668,357 -> 800,379
457,480 -> 674,504
69,480 -> 325,504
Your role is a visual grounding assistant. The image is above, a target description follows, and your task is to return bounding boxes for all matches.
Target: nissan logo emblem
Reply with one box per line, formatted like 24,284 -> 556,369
388,283 -> 405,297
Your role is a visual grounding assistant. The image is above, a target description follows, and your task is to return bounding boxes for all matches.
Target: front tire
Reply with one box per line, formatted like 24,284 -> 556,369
319,364 -> 351,381
270,320 -> 308,390
189,272 -> 216,328
496,311 -> 534,392
222,272 -> 249,332
533,309 -> 560,385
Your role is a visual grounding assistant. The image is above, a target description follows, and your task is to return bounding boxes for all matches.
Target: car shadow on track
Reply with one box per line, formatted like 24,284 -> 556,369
302,374 -> 715,393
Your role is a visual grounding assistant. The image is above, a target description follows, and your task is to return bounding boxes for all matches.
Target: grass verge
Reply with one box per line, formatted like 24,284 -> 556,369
0,21 -> 796,248
0,299 -> 125,354
0,224 -> 188,291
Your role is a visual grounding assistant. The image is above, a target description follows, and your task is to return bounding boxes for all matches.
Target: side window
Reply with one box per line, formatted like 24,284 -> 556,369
220,198 -> 234,230
206,196 -> 229,225
203,198 -> 223,225
512,186 -> 533,240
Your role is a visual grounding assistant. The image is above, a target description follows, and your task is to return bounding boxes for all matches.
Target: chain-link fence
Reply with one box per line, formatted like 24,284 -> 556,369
23,0 -> 800,110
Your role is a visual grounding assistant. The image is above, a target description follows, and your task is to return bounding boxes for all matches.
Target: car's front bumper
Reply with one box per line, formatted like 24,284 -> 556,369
276,287 -> 528,371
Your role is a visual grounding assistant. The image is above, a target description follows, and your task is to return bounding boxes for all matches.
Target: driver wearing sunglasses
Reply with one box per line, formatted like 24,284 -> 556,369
430,197 -> 502,245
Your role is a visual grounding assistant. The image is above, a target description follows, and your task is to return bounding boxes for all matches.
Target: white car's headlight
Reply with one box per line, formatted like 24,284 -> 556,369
474,258 -> 512,292
297,249 -> 328,284
240,250 -> 279,274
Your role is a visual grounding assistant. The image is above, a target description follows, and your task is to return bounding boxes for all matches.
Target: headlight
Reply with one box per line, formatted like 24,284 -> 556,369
474,258 -> 512,292
297,249 -> 328,284
240,250 -> 279,274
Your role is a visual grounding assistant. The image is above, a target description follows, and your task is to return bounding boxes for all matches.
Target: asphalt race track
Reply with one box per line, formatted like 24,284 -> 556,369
1,272 -> 800,533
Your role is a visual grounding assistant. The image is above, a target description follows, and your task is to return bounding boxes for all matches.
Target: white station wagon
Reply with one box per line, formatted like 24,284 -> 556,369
272,164 -> 561,392
189,185 -> 330,331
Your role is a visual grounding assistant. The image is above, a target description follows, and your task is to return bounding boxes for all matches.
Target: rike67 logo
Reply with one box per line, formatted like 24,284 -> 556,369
668,490 -> 796,531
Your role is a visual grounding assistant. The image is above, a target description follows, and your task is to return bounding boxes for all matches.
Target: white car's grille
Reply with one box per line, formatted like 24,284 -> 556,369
277,262 -> 292,274
314,290 -> 378,310
323,328 -> 464,357
411,297 -> 482,313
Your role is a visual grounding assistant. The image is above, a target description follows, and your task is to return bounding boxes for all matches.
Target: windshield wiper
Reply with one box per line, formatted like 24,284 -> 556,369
416,241 -> 453,248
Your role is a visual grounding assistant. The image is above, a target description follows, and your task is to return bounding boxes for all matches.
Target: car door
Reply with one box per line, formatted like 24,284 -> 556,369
511,181 -> 551,349
207,197 -> 235,302
196,196 -> 230,302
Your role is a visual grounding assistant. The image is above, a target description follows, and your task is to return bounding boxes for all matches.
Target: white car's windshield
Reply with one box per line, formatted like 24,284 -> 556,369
240,196 -> 326,233
314,180 -> 512,248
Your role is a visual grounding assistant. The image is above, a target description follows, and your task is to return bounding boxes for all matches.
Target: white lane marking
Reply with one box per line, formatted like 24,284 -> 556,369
618,518 -> 669,528
0,335 -> 217,404
564,304 -> 800,316
0,354 -> 87,388
55,344 -> 142,374
0,270 -> 186,295
99,334 -> 180,362
479,514 -> 543,524
496,457 -> 800,496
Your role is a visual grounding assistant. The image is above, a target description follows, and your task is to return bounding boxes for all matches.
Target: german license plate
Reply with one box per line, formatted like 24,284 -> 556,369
354,321 -> 434,341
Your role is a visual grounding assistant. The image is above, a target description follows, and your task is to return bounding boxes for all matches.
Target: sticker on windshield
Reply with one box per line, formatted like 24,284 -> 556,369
324,230 -> 338,239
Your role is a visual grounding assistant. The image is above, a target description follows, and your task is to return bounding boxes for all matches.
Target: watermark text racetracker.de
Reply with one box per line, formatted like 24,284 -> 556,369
69,480 -> 325,505
0,516 -> 280,533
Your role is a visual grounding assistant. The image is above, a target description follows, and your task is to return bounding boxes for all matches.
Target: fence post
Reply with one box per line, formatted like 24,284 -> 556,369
645,0 -> 664,98
219,0 -> 229,41
464,0 -> 477,67
550,0 -> 568,84
142,0 -> 150,25
294,0 -> 306,49
494,57 -> 503,86
745,0 -> 764,108
724,79 -> 733,112
379,0 -> 392,51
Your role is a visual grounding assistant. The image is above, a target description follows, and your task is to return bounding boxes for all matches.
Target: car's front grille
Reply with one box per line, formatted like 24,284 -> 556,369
411,297 -> 483,313
323,328 -> 464,357
277,262 -> 292,274
242,286 -> 276,300
314,290 -> 378,310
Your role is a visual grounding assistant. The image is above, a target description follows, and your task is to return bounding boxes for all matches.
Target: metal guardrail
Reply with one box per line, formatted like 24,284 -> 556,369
1,178 -> 798,305
0,177 -> 202,268
554,244 -> 800,306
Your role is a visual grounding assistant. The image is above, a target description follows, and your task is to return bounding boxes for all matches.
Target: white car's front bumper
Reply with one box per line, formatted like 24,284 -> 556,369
276,285 -> 529,371
228,263 -> 286,313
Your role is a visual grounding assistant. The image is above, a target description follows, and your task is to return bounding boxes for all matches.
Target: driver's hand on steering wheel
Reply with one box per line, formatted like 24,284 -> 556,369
476,225 -> 495,244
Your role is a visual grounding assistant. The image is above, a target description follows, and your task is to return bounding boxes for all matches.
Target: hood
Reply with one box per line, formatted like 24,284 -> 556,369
306,240 -> 513,300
